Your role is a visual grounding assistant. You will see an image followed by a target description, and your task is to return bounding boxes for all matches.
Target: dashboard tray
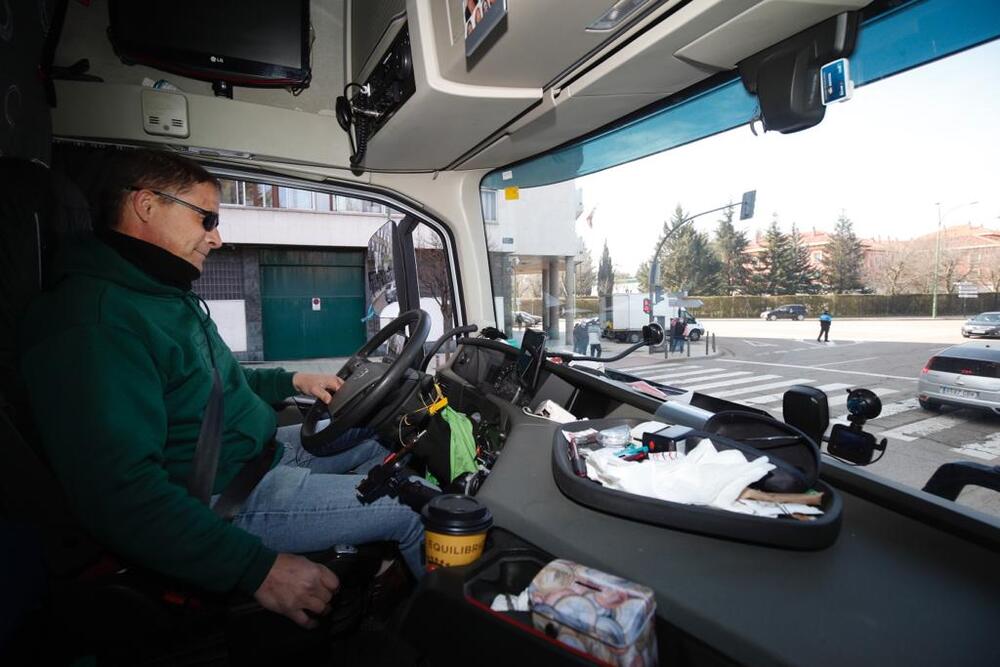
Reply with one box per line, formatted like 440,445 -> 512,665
552,419 -> 843,550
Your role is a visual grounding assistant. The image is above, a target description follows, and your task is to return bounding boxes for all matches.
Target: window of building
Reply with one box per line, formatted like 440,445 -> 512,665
481,189 -> 498,223
277,187 -> 315,210
193,248 -> 244,300
220,179 -> 244,205
246,182 -> 273,208
335,195 -> 363,212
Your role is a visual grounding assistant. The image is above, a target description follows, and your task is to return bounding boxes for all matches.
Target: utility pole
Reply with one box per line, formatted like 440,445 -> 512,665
931,203 -> 941,319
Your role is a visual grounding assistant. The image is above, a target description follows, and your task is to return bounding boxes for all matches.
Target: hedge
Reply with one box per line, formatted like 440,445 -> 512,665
513,294 -> 1000,319
690,293 -> 1000,318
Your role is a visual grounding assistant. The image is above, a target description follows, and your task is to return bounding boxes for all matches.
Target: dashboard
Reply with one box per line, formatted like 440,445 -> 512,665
417,334 -> 999,667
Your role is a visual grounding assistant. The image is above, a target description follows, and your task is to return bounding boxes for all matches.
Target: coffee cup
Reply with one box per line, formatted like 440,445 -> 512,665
421,494 -> 493,568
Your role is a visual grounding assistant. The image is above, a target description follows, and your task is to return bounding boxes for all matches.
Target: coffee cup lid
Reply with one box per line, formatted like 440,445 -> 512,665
421,494 -> 493,535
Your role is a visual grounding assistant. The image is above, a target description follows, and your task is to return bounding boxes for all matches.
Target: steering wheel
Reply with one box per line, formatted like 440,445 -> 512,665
300,309 -> 430,456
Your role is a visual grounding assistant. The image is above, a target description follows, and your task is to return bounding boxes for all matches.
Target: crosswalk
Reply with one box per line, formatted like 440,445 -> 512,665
609,361 -> 995,461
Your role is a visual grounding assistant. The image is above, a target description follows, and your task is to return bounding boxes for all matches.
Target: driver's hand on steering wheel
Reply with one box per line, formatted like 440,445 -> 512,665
292,372 -> 344,404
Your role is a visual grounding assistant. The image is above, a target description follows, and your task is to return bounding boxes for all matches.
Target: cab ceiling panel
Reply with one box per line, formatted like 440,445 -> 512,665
357,0 -> 655,171
457,0 -> 870,170
355,0 -> 870,173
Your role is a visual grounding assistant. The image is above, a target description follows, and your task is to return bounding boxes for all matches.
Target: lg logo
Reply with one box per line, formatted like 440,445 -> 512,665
209,55 -> 225,64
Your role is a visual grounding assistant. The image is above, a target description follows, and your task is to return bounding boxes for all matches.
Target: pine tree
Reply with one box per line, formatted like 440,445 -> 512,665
788,224 -> 820,294
758,219 -> 794,295
597,240 -> 615,296
636,259 -> 652,292
645,204 -> 722,296
822,213 -> 865,292
659,226 -> 724,295
574,244 -> 597,296
713,206 -> 751,295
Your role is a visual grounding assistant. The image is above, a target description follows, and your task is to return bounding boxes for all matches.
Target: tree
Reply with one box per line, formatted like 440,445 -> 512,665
597,240 -> 615,296
713,206 -> 751,294
822,213 -> 865,292
940,250 -> 972,294
659,226 -> 724,295
573,244 -> 596,296
986,262 -> 1000,294
636,258 -> 652,292
754,219 -> 794,295
644,203 -> 723,296
416,235 -> 455,327
862,241 -> 920,295
788,224 -> 820,294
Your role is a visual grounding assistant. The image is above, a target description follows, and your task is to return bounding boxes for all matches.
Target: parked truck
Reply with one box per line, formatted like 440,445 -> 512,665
602,293 -> 705,343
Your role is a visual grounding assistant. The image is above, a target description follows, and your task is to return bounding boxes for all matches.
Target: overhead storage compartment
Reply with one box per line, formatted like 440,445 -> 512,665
349,0 -> 870,172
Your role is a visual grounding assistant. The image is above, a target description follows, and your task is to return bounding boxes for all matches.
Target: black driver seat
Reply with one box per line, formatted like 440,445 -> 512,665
0,157 -> 393,665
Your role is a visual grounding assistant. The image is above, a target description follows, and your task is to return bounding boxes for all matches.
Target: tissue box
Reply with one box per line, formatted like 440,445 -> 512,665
528,559 -> 657,666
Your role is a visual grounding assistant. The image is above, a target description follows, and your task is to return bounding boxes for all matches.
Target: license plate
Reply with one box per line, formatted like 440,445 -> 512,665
941,386 -> 977,399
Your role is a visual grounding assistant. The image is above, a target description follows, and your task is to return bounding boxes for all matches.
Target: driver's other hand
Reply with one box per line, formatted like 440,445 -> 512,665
293,372 -> 344,404
254,553 -> 340,629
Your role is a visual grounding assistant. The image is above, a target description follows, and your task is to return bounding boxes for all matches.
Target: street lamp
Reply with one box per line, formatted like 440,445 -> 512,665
647,192 -> 756,350
931,200 -> 978,318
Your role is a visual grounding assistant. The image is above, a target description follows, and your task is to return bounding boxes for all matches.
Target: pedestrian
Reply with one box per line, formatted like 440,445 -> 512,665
587,320 -> 602,357
670,316 -> 686,352
818,308 -> 832,342
573,322 -> 587,355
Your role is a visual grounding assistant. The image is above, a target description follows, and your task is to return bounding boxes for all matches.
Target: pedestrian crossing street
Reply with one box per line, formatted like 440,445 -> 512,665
610,361 -> 998,461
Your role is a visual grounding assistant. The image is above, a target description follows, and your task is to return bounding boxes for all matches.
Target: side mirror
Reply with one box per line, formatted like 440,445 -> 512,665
642,323 -> 664,345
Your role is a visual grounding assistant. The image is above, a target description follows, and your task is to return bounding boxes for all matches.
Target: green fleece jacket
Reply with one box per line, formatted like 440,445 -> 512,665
20,235 -> 294,594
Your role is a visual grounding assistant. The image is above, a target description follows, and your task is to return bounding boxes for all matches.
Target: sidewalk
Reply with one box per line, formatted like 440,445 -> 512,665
585,336 -> 723,365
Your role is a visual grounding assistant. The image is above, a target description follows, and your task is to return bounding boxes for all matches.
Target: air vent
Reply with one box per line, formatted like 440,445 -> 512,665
141,89 -> 190,138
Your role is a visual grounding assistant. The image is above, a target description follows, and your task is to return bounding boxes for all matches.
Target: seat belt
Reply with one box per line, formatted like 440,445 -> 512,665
212,438 -> 278,521
186,367 -> 279,521
187,368 -> 224,505
185,294 -> 279,520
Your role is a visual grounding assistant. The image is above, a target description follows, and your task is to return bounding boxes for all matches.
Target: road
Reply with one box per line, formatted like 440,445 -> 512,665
603,319 -> 1000,519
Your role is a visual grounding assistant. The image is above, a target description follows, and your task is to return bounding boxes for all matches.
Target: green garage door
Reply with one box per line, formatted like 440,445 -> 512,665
260,249 -> 366,360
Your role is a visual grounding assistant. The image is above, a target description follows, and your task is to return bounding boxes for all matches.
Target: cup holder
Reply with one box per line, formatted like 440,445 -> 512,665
465,552 -> 549,614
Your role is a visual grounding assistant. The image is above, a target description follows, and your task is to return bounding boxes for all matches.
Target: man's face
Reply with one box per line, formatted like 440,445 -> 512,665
143,182 -> 222,271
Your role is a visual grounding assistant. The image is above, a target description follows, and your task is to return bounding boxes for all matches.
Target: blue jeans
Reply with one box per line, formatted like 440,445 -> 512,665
230,425 -> 425,579
670,335 -> 685,352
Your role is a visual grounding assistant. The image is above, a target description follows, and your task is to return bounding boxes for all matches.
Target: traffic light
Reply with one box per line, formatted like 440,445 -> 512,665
740,190 -> 757,220
642,298 -> 651,314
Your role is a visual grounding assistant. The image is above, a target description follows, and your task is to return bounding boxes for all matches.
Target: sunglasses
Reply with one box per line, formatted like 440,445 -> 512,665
127,186 -> 220,231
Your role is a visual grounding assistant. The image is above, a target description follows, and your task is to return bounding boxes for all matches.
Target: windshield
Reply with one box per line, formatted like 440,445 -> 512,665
482,20 -> 1000,519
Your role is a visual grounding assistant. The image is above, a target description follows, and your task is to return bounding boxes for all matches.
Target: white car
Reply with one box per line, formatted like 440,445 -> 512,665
918,341 -> 1000,414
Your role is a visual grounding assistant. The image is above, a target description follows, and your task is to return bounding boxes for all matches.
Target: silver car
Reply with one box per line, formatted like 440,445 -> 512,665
960,311 -> 1000,338
918,341 -> 1000,414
